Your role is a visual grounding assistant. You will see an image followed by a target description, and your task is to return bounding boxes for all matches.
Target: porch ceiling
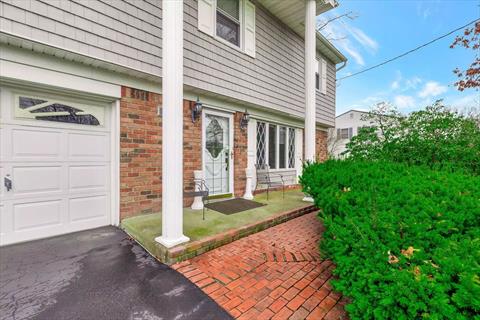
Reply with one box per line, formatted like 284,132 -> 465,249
257,0 -> 347,65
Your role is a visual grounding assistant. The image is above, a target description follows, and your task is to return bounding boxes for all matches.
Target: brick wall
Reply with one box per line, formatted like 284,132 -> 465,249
183,100 -> 203,206
119,86 -> 281,219
120,87 -> 203,218
120,87 -> 162,219
233,112 -> 248,197
316,129 -> 328,162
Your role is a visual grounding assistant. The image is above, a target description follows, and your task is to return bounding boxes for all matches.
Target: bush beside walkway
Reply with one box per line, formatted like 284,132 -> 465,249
301,160 -> 480,319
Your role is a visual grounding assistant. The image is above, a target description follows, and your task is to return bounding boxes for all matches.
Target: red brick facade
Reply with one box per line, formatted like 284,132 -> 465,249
119,87 -> 326,220
233,111 -> 248,197
119,87 -> 250,219
183,100 -> 203,207
120,87 -> 205,218
315,129 -> 328,162
120,87 -> 162,219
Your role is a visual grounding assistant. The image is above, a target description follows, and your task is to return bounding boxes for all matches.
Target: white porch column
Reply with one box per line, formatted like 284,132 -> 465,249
304,0 -> 316,162
155,0 -> 189,248
303,0 -> 316,202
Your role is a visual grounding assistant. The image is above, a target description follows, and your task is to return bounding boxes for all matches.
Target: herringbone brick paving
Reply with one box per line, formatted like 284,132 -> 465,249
173,212 -> 348,319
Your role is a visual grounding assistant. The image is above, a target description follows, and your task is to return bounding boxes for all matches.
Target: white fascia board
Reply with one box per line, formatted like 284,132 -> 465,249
0,60 -> 120,99
0,44 -> 161,96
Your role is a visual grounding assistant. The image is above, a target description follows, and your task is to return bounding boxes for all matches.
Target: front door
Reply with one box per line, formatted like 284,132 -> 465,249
203,112 -> 232,195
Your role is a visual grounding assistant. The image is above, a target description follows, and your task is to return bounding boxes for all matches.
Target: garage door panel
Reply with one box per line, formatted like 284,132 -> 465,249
0,202 -> 7,237
12,165 -> 62,195
0,126 -> 6,162
69,165 -> 109,191
1,88 -> 113,245
12,129 -> 62,160
68,133 -> 109,161
69,195 -> 108,222
13,199 -> 63,231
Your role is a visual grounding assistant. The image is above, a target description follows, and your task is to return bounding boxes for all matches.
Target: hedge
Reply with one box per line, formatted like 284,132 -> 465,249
300,160 -> 480,319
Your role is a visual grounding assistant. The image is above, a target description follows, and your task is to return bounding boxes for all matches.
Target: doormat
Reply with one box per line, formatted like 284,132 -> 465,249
205,198 -> 266,215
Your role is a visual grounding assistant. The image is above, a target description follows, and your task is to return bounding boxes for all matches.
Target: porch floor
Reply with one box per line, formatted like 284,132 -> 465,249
122,190 -> 315,263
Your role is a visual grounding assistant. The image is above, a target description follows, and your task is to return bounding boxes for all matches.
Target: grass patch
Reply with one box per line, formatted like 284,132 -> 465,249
122,189 -> 308,249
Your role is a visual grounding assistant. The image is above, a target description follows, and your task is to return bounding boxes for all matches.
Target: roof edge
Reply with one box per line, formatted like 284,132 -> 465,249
316,32 -> 347,64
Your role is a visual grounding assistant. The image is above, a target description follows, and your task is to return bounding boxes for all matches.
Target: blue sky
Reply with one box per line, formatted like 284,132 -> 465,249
317,0 -> 480,115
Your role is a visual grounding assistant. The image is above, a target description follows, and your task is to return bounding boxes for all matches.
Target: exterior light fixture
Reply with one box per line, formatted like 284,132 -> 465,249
191,97 -> 203,123
240,109 -> 250,130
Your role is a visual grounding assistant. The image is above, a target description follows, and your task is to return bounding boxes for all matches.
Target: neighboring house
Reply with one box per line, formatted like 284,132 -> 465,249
329,109 -> 375,157
0,0 -> 346,246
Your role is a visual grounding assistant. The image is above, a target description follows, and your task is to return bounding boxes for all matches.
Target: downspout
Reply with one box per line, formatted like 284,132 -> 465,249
336,60 -> 347,72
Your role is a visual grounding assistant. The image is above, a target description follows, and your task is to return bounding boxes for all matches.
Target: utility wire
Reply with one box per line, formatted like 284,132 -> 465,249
337,18 -> 480,81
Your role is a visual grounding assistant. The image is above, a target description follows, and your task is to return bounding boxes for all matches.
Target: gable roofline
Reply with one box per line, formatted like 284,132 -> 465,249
336,109 -> 369,118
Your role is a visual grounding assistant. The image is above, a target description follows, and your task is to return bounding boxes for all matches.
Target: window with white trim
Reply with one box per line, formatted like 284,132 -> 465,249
198,0 -> 256,57
316,58 -> 328,94
256,122 -> 296,169
216,0 -> 240,46
337,127 -> 353,140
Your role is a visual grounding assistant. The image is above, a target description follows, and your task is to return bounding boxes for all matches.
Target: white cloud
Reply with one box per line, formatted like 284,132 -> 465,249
449,94 -> 480,111
405,77 -> 422,91
347,26 -> 379,52
340,42 -> 365,66
389,72 -> 422,92
317,15 -> 377,67
418,81 -> 448,98
394,95 -> 416,109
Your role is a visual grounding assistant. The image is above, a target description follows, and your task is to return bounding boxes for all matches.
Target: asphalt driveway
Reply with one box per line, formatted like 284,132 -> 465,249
0,227 -> 232,320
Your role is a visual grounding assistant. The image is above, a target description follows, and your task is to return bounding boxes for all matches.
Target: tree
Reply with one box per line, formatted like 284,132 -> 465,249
345,101 -> 480,174
327,128 -> 347,158
316,11 -> 358,41
450,21 -> 480,91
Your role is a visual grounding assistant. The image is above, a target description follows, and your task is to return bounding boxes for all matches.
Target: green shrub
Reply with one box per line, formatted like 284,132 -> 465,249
300,160 -> 480,319
345,101 -> 480,175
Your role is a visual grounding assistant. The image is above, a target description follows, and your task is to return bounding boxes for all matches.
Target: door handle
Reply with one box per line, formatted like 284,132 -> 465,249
4,175 -> 12,192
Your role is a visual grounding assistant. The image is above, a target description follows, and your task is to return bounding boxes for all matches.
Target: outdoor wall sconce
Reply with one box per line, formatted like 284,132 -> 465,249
191,97 -> 203,123
240,109 -> 250,130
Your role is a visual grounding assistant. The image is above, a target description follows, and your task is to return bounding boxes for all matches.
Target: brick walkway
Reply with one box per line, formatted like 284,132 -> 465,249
172,212 -> 348,319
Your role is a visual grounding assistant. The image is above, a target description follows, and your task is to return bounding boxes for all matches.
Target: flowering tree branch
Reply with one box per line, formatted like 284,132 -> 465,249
450,21 -> 480,91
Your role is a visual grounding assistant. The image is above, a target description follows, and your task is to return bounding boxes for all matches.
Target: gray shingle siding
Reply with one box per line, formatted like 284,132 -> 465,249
0,0 -> 162,75
0,0 -> 337,127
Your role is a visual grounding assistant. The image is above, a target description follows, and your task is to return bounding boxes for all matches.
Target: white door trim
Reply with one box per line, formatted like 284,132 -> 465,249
202,108 -> 234,196
111,100 -> 120,226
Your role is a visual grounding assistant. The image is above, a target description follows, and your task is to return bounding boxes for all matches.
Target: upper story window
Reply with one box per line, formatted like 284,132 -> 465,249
216,0 -> 241,46
316,58 -> 328,94
198,0 -> 256,57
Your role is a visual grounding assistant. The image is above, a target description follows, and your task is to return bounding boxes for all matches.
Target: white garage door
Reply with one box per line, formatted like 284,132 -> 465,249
0,88 -> 112,245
